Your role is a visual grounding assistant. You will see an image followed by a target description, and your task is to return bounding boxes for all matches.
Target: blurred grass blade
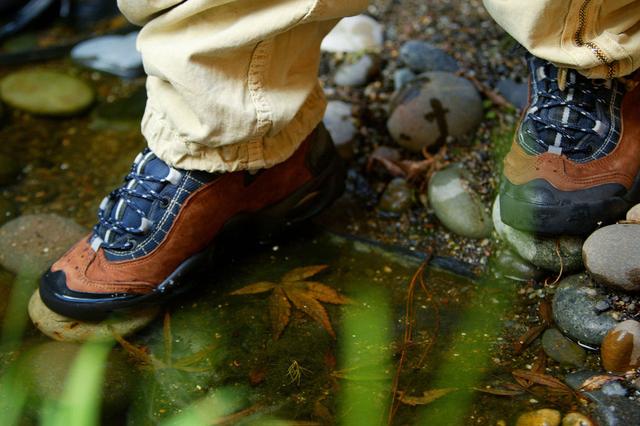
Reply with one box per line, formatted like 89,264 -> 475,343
160,387 -> 244,426
41,339 -> 112,426
338,287 -> 391,426
1,270 -> 39,351
0,362 -> 29,425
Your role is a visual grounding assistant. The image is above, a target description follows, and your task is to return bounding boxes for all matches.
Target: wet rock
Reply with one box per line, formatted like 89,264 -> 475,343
428,164 -> 492,239
0,214 -> 87,274
496,79 -> 529,110
494,247 -> 544,282
516,409 -> 561,426
561,412 -> 594,426
393,68 -> 416,91
90,87 -> 147,131
541,328 -> 586,367
323,101 -> 357,160
334,54 -> 380,87
0,70 -> 94,116
378,178 -> 412,215
399,40 -> 459,73
0,153 -> 21,186
387,72 -> 483,152
493,196 -> 584,273
626,204 -> 640,222
601,320 -> 640,373
321,15 -> 384,53
23,341 -> 135,413
28,290 -> 159,342
552,274 -> 617,345
566,371 -> 640,426
583,225 -> 640,292
71,32 -> 143,78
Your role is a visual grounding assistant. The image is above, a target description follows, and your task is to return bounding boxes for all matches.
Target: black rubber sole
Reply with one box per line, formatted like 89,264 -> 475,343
39,154 -> 346,321
500,172 -> 640,236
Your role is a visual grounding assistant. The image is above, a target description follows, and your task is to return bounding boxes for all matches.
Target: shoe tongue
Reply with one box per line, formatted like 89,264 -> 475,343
105,151 -> 169,244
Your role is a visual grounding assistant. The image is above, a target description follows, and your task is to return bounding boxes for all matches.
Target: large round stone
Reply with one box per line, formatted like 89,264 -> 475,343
0,214 -> 87,274
552,274 -> 617,346
493,196 -> 584,273
29,290 -> 159,342
583,224 -> 640,292
0,70 -> 94,116
428,164 -> 492,239
387,72 -> 482,152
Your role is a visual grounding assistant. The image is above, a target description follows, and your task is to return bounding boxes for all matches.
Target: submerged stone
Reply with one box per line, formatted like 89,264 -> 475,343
493,196 -> 584,273
516,409 -> 561,426
428,164 -> 492,239
552,274 -> 617,345
0,70 -> 94,116
494,247 -> 544,282
387,72 -> 483,152
0,214 -> 86,274
28,290 -> 159,342
566,370 -> 640,426
541,328 -> 586,367
583,225 -> 640,292
561,412 -> 594,426
22,341 -> 135,413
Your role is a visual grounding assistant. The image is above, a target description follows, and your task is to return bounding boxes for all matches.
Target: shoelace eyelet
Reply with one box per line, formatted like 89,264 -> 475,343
159,196 -> 171,208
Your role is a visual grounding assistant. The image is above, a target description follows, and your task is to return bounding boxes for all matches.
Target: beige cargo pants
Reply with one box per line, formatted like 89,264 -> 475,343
117,0 -> 640,173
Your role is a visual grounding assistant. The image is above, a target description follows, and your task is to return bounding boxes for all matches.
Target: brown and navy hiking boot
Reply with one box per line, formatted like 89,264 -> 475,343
500,55 -> 640,235
40,124 -> 345,320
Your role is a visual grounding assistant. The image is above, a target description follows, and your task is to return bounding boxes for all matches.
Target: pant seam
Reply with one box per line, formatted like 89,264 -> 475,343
246,37 -> 276,168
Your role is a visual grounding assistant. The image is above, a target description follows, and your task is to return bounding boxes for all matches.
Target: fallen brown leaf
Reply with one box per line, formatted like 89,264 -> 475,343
512,370 -> 573,394
397,388 -> 457,406
513,325 -> 547,355
231,265 -> 352,339
580,375 -> 624,392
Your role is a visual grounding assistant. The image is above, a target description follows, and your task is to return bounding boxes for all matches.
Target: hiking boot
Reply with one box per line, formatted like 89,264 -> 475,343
500,55 -> 640,235
40,124 -> 345,320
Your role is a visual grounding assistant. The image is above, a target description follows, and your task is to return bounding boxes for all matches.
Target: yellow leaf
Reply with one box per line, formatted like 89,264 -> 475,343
282,265 -> 328,283
397,388 -> 457,406
230,282 -> 276,295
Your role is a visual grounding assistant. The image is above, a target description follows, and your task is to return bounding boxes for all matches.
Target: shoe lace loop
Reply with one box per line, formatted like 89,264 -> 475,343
92,158 -> 181,251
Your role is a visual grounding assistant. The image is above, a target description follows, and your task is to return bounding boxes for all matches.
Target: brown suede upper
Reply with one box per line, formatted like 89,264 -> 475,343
52,137 -> 314,295
503,81 -> 640,191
